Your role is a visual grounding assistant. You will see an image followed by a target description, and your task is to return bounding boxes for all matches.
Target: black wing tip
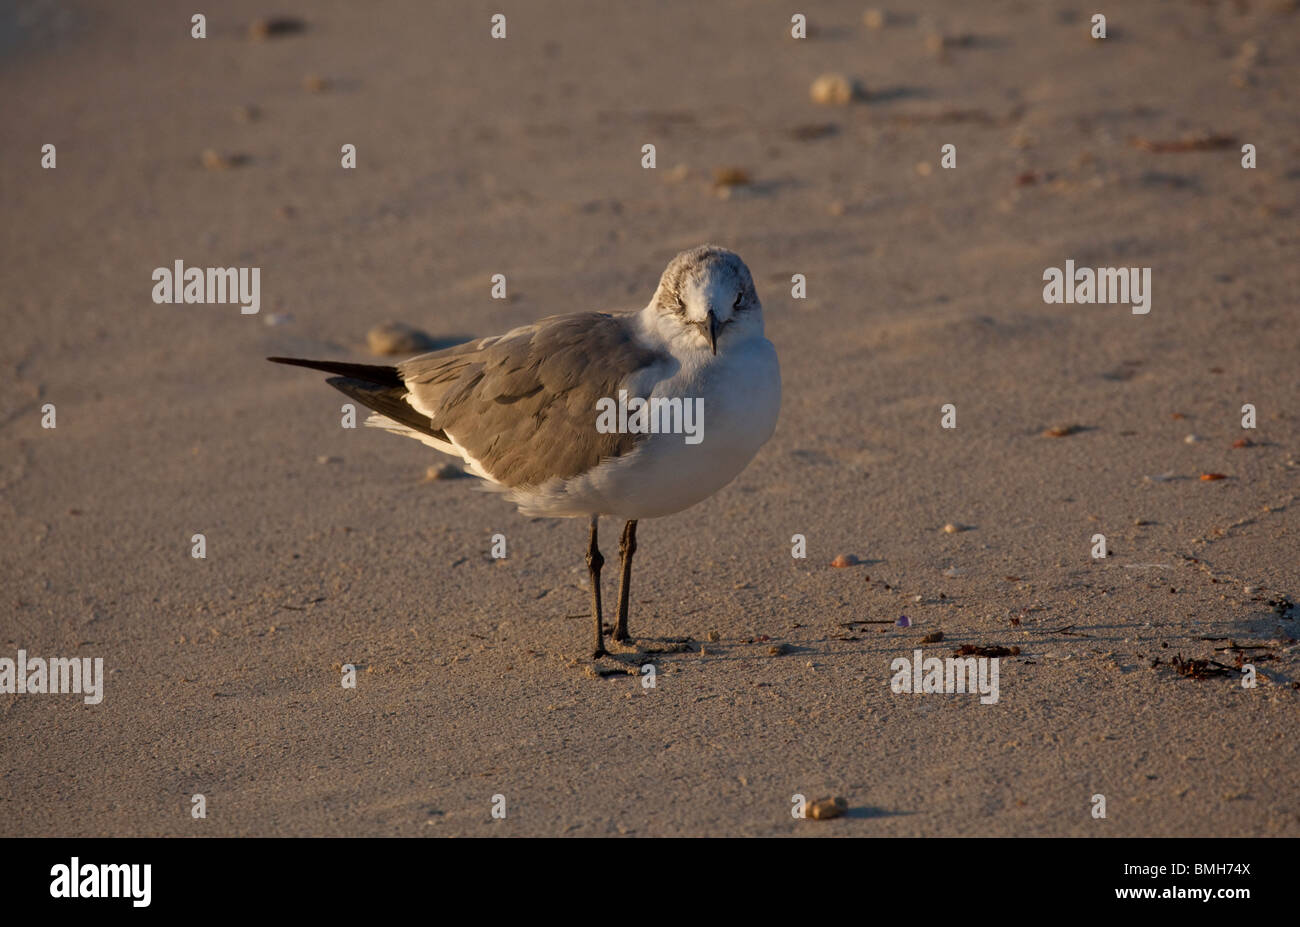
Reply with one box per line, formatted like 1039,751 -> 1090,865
266,356 -> 404,387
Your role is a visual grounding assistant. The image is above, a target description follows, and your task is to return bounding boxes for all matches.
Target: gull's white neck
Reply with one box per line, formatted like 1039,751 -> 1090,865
634,302 -> 766,363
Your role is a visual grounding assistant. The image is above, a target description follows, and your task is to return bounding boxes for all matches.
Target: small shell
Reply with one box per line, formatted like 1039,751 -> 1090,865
248,17 -> 307,41
810,74 -> 862,105
423,463 -> 467,482
201,149 -> 245,171
807,797 -> 847,820
367,321 -> 437,356
711,166 -> 752,188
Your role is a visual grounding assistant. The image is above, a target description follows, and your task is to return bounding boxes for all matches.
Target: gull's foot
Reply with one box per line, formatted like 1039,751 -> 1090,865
608,635 -> 638,654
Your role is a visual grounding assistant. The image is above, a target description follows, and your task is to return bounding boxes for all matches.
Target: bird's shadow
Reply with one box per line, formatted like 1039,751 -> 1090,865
842,806 -> 916,820
868,86 -> 931,104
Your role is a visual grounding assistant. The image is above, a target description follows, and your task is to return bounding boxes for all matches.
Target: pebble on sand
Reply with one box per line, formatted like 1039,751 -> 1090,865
201,149 -> 248,171
367,321 -> 437,356
423,463 -> 468,481
863,9 -> 888,29
810,74 -> 863,105
768,643 -> 790,656
248,17 -> 307,40
1043,424 -> 1083,437
807,797 -> 847,820
711,166 -> 752,188
303,74 -> 330,93
924,32 -> 974,57
831,554 -> 859,568
943,523 -> 961,534
896,615 -> 911,628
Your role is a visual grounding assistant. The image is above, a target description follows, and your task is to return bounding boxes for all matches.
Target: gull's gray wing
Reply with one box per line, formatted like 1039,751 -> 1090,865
398,312 -> 669,488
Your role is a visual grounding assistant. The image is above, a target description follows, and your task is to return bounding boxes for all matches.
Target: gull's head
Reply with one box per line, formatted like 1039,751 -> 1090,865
647,245 -> 764,355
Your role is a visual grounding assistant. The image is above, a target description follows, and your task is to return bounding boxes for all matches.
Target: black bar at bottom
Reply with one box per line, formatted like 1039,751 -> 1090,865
4,836 -> 1283,914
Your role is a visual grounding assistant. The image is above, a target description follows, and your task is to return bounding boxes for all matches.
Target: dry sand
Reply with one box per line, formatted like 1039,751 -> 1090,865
1,0 -> 1297,837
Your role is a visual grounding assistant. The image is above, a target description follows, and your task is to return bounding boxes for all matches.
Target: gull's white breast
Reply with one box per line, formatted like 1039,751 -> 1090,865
513,336 -> 781,519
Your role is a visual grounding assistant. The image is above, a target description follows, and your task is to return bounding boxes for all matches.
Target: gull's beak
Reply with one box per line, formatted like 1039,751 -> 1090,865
706,310 -> 720,355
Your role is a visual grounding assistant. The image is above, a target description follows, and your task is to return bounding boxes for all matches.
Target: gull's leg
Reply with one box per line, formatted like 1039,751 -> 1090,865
613,519 -> 637,643
586,515 -> 607,658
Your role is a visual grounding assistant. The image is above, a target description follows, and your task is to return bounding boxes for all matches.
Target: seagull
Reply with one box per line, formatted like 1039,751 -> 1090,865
269,245 -> 781,658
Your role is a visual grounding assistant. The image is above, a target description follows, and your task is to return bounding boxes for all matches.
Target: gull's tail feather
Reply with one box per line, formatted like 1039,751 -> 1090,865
268,355 -> 447,441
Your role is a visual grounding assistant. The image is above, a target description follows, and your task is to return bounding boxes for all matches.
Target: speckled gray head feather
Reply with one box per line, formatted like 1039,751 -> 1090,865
650,245 -> 758,322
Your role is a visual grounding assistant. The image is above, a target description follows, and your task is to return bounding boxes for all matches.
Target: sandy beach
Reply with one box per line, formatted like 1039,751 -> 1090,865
1,0 -> 1297,837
